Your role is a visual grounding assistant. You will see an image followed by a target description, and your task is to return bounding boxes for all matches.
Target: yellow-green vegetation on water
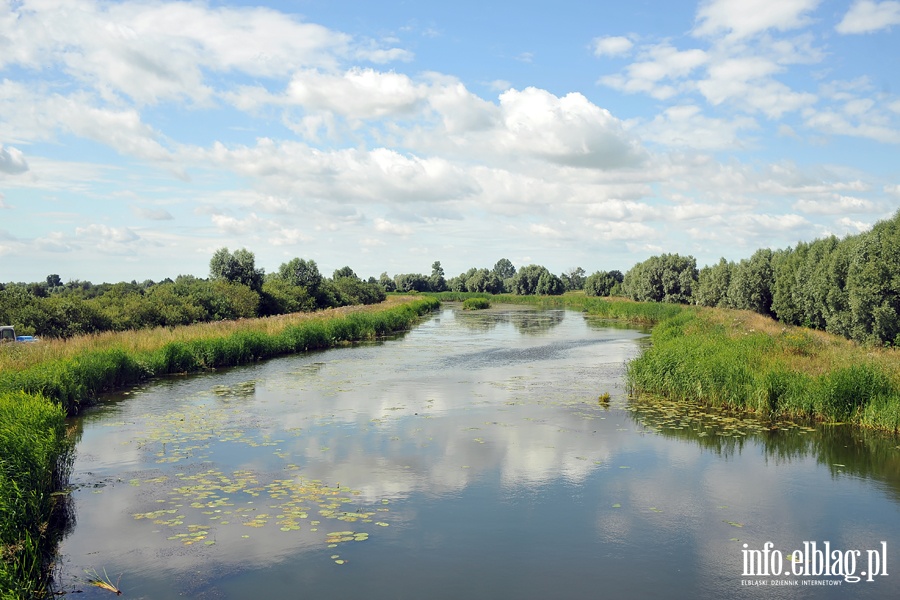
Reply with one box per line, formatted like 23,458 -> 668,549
627,306 -> 900,432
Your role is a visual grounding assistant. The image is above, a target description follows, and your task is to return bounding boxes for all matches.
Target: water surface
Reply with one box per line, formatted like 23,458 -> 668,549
55,305 -> 900,598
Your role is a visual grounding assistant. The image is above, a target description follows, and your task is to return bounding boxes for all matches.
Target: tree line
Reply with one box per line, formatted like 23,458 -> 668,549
0,250 -> 616,338
4,210 -> 896,345
620,210 -> 900,346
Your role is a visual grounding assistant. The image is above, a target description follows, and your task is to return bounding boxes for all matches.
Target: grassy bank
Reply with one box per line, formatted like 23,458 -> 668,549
0,392 -> 70,599
626,307 -> 900,431
0,296 -> 438,598
0,296 -> 439,416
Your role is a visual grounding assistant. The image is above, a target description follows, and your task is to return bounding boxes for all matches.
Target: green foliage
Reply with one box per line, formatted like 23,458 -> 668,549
493,258 -> 516,283
464,269 -> 503,294
584,270 -> 624,297
510,264 -> 562,295
276,258 -> 322,291
623,253 -> 697,304
332,266 -> 358,281
560,267 -> 586,292
327,277 -> 387,306
393,273 -> 430,292
626,308 -> 900,429
0,391 -> 70,598
535,271 -> 564,295
462,297 -> 491,310
727,249 -> 774,316
209,247 -> 265,292
695,258 -> 733,308
429,261 -> 447,292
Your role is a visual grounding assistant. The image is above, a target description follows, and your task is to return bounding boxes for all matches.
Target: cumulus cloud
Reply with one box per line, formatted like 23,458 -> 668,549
285,68 -> 427,119
494,87 -> 646,169
836,1 -> 900,34
592,36 -> 634,57
0,144 -> 28,174
694,0 -> 821,39
0,0 -> 411,105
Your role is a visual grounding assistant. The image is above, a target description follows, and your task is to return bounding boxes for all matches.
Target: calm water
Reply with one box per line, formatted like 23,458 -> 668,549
54,305 -> 900,599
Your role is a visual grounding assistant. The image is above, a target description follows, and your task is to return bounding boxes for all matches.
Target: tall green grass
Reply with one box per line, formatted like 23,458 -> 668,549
0,391 -> 71,599
626,307 -> 900,431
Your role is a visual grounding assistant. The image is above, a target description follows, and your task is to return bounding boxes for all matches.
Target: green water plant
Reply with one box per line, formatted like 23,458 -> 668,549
462,297 -> 491,310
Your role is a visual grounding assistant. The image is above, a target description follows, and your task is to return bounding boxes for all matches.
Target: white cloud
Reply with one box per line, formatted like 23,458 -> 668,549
495,87 -> 646,168
640,105 -> 758,149
0,144 -> 28,174
0,0 -> 408,106
133,206 -> 174,221
286,68 -> 426,119
374,218 -> 414,236
793,195 -> 876,214
696,57 -> 817,117
75,224 -> 140,245
836,216 -> 872,232
601,44 -> 707,99
694,0 -> 821,39
836,1 -> 900,34
592,36 -> 633,57
803,109 -> 900,143
528,223 -> 564,238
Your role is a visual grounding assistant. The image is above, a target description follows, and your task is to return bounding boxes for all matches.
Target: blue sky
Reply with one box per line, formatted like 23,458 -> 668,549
1,0 -> 899,283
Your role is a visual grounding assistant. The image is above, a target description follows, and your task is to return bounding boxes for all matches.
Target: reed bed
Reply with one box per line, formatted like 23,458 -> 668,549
0,391 -> 70,599
627,306 -> 900,431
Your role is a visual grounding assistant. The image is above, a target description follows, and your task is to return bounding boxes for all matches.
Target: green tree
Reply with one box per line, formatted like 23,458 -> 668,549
727,249 -> 774,316
623,254 -> 697,304
584,270 -> 623,297
209,247 -> 264,292
465,269 -> 503,294
378,272 -> 396,292
536,271 -> 565,295
429,261 -> 447,292
511,265 -> 552,295
694,258 -> 733,307
493,258 -> 516,281
277,258 -> 323,291
332,266 -> 358,280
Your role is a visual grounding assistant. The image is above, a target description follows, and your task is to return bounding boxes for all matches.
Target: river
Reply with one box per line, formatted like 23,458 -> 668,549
53,304 -> 900,598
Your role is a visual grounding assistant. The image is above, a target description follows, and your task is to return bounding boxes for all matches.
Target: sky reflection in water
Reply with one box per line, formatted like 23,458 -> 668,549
56,305 -> 900,599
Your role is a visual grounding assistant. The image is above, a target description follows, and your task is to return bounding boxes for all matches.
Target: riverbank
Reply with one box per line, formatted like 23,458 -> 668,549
626,305 -> 900,431
433,292 -> 900,431
0,296 -> 439,598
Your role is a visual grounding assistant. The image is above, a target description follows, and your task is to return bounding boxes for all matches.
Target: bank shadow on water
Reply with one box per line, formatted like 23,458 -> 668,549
626,394 -> 900,502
